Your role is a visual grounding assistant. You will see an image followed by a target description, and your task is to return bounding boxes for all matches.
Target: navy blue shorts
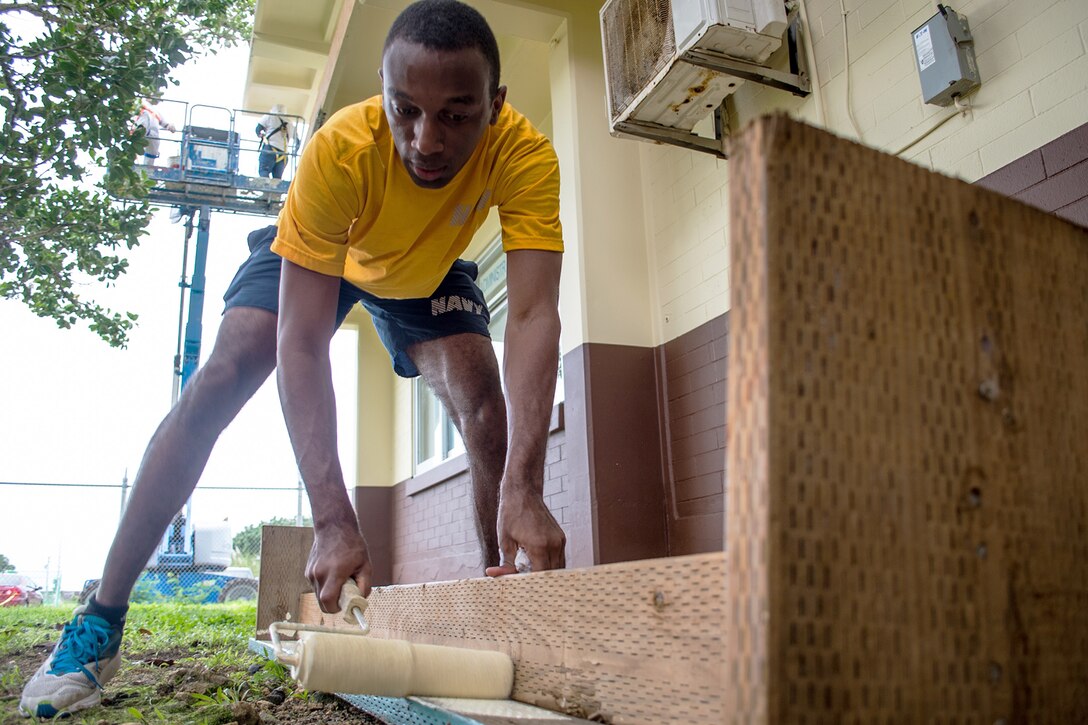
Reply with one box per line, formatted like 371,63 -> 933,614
223,225 -> 491,378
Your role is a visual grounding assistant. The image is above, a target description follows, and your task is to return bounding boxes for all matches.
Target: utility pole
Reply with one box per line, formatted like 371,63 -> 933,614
53,548 -> 61,604
296,475 -> 304,527
120,468 -> 129,516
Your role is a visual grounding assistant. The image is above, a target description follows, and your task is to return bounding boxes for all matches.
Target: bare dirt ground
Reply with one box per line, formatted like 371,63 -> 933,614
2,622 -> 385,724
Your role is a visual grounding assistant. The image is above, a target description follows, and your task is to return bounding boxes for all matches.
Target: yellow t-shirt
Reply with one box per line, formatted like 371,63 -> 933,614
271,96 -> 563,299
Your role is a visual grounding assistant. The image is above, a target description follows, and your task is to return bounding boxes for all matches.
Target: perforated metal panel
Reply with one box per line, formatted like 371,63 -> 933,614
726,115 -> 1088,722
340,694 -> 480,725
417,696 -> 588,721
601,0 -> 676,120
360,554 -> 727,724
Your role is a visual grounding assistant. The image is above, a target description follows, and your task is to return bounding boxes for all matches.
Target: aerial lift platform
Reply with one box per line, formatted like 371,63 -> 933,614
137,101 -> 302,404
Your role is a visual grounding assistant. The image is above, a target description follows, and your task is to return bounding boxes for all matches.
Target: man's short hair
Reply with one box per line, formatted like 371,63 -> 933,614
384,0 -> 501,97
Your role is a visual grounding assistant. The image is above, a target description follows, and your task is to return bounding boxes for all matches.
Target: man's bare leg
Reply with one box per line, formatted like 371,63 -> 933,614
95,307 -> 278,607
409,333 -> 507,569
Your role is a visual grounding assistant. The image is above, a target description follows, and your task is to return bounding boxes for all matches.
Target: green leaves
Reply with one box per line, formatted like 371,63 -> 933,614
0,0 -> 255,347
232,516 -> 313,565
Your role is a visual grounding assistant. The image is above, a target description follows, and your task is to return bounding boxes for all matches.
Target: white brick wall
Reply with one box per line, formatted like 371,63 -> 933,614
642,139 -> 732,336
811,0 -> 1088,171
638,0 -> 1088,344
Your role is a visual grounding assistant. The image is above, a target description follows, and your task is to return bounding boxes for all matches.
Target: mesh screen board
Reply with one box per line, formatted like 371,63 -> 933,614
257,525 -> 314,637
601,0 -> 676,119
339,694 -> 480,725
725,115 -> 1088,723
300,553 -> 727,723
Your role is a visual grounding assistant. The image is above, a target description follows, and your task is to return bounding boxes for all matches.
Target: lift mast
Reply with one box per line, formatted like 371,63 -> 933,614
125,100 -> 302,567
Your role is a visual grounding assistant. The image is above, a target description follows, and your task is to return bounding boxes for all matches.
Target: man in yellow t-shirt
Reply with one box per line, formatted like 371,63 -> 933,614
275,0 -> 566,613
18,1 -> 566,718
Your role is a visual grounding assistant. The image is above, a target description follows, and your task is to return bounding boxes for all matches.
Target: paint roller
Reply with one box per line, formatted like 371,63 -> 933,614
269,580 -> 514,699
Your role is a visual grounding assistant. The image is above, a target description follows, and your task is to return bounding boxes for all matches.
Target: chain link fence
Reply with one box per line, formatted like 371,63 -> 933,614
0,481 -> 315,606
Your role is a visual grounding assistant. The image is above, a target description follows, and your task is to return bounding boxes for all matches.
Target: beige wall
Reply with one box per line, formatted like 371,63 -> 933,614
244,0 -> 347,123
538,1 -> 658,352
340,309 -> 400,487
638,0 -> 1088,344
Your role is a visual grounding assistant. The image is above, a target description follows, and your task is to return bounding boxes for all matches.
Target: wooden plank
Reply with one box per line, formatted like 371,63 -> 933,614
726,115 -> 1088,722
299,552 -> 727,724
256,525 -> 314,637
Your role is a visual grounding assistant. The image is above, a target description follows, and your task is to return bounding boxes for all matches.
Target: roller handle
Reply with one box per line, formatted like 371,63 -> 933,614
338,579 -> 369,632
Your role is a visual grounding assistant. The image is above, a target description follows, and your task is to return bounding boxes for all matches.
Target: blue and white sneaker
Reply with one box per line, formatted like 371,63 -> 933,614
18,605 -> 124,718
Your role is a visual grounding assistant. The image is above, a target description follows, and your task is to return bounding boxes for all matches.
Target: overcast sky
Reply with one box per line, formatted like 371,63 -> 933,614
0,43 -> 359,591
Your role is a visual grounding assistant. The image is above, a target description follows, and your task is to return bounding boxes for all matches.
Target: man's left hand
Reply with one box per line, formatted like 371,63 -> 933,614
485,484 -> 566,577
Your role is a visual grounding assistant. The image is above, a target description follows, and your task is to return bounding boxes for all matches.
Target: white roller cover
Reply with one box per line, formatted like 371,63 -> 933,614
291,632 -> 514,699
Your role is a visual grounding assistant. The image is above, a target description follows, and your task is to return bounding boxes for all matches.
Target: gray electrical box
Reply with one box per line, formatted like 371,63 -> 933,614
911,5 -> 981,106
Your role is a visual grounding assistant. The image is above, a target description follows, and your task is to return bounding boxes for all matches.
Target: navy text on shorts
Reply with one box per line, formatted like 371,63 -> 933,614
223,225 -> 491,377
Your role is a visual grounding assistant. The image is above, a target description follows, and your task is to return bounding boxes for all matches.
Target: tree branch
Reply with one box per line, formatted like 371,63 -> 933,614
0,3 -> 65,25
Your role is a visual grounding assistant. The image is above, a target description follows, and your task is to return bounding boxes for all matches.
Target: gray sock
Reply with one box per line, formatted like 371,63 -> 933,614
84,595 -> 128,628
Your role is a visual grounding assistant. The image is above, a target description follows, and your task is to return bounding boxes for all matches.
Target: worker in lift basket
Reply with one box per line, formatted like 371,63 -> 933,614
256,103 -> 293,179
19,0 -> 566,718
133,101 -> 176,166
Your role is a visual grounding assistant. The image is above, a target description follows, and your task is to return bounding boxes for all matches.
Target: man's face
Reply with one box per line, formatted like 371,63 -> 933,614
381,39 -> 506,189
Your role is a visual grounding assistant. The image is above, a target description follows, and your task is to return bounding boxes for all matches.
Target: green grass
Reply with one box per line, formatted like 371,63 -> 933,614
0,601 -> 257,657
0,604 -> 65,654
0,601 -> 292,724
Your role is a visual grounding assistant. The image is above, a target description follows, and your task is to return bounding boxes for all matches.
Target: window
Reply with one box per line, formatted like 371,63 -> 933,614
414,376 -> 463,471
413,239 -> 563,473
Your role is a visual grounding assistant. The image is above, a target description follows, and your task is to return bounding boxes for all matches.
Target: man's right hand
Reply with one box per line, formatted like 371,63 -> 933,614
306,522 -> 372,612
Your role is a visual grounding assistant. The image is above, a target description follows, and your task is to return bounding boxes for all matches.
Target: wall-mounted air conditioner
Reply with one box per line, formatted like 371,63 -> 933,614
601,0 -> 789,137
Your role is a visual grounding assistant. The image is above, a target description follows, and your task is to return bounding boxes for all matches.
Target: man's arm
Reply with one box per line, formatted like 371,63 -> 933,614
277,260 -> 372,608
486,249 -> 566,576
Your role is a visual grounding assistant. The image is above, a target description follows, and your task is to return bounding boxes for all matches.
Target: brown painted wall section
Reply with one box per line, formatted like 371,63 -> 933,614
660,315 -> 728,555
571,343 -> 670,564
977,121 -> 1088,229
354,486 -> 393,586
